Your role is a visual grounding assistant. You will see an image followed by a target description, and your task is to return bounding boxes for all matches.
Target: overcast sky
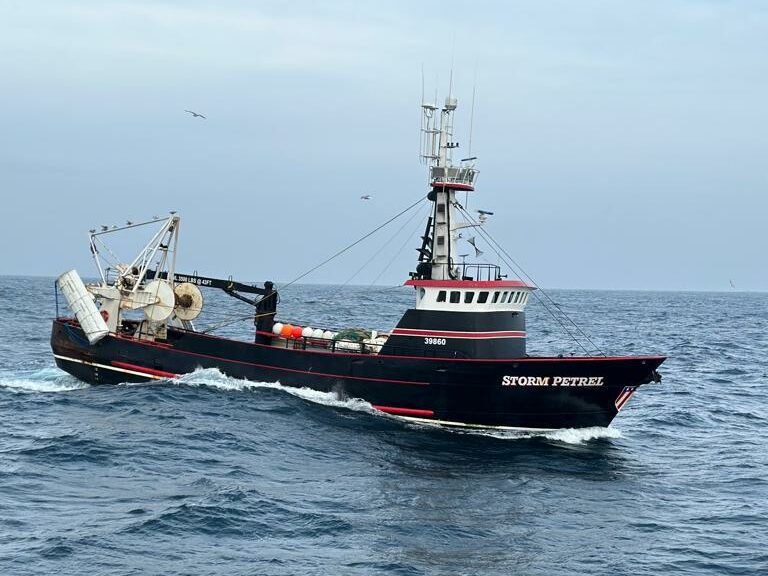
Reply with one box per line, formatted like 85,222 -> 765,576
1,0 -> 766,291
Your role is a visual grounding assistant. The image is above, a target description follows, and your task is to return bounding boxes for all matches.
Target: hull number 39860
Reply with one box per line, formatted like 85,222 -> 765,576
424,337 -> 447,345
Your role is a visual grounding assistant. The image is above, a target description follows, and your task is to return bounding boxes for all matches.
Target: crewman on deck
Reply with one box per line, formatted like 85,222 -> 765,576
255,281 -> 278,345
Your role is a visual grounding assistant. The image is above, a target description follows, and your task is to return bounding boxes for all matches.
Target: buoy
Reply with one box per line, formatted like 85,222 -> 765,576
291,325 -> 304,339
280,324 -> 294,338
322,330 -> 334,340
273,322 -> 284,335
302,326 -> 314,338
312,328 -> 324,339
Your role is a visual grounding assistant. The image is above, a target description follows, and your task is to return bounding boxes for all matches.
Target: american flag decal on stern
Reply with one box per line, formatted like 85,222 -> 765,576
614,386 -> 637,411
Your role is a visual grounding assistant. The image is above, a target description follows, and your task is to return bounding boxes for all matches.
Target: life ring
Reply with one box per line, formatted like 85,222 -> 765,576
100,310 -> 110,323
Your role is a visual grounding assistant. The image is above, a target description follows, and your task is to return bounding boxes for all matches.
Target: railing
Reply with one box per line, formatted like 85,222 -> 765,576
456,262 -> 503,282
265,331 -> 469,359
430,165 -> 477,186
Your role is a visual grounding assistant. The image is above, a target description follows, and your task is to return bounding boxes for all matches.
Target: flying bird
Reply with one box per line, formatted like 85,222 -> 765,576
126,220 -> 133,226
101,225 -> 108,231
360,194 -> 372,200
184,109 -> 207,119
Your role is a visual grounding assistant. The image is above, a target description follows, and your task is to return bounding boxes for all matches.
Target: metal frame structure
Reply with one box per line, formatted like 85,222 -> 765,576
88,214 -> 180,293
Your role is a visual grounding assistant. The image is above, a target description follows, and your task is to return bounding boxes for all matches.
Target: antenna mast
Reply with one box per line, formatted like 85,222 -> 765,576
418,80 -> 480,281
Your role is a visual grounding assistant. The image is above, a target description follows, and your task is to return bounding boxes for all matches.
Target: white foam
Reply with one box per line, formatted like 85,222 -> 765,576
0,367 -> 90,394
461,425 -> 623,444
159,369 -> 624,442
171,368 -> 378,414
542,425 -> 623,443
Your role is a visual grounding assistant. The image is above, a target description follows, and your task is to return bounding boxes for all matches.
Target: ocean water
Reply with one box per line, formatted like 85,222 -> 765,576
1,275 -> 766,575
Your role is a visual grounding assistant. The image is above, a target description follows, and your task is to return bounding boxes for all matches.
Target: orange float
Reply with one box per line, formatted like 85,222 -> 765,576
280,324 -> 294,338
291,325 -> 304,339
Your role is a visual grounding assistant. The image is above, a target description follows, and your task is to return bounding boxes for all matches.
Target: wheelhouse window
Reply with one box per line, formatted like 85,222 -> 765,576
501,291 -> 509,303
449,291 -> 461,303
437,290 -> 446,302
464,291 -> 475,304
478,291 -> 489,304
492,291 -> 500,303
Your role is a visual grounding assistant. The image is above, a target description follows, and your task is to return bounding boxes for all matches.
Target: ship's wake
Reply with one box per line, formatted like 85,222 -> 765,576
461,425 -> 623,444
6,365 -> 622,444
168,368 -> 622,445
169,368 -> 378,415
0,367 -> 90,394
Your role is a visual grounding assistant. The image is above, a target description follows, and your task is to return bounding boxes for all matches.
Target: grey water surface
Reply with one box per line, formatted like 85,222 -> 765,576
0,276 -> 766,575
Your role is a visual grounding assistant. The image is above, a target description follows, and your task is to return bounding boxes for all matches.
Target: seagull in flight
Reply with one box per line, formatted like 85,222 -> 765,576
360,194 -> 372,200
184,109 -> 206,119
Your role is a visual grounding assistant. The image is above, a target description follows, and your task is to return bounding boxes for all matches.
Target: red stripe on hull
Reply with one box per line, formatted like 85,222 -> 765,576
112,347 -> 429,387
62,319 -> 664,365
111,361 -> 178,379
392,328 -> 526,339
373,405 -> 434,417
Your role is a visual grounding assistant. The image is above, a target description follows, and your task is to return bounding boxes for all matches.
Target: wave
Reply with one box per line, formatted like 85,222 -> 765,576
168,369 -> 622,443
2,365 -> 624,444
0,366 -> 89,394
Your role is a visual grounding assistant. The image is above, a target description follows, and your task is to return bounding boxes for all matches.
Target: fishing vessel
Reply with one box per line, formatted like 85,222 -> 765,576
50,94 -> 665,430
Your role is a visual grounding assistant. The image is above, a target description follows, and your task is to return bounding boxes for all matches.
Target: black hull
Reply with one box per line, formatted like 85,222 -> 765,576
51,319 -> 665,430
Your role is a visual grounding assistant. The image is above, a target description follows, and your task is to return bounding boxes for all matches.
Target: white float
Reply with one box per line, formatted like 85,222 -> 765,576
57,270 -> 109,344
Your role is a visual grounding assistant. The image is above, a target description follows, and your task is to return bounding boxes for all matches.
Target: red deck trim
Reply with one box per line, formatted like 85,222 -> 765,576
108,335 -> 429,387
404,279 -> 534,289
373,405 -> 434,417
111,361 -> 178,379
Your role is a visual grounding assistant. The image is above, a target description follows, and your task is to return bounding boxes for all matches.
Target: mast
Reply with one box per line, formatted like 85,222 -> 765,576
418,95 -> 479,281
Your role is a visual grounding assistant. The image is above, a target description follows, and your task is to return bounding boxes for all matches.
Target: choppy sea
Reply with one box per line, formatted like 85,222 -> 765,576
1,275 -> 766,575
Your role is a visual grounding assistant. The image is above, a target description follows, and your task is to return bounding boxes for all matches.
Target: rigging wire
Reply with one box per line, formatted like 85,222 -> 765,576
199,199 -> 424,334
455,204 -> 604,356
340,200 -> 428,288
458,203 -> 603,356
200,313 -> 254,334
277,195 -> 426,293
369,204 -> 430,286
